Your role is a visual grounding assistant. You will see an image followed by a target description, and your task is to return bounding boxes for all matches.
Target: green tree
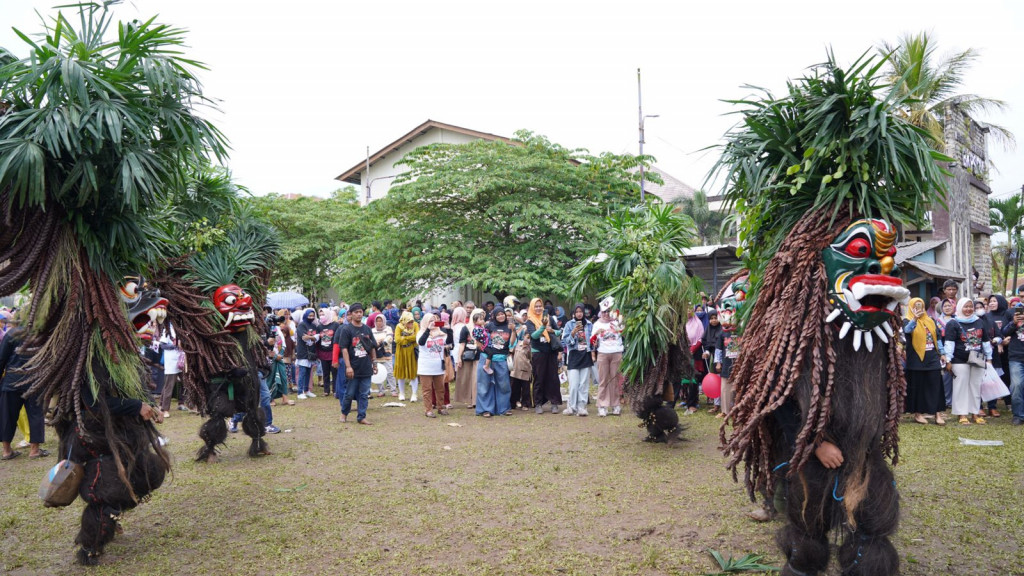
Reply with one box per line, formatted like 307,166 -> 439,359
333,131 -> 653,302
990,195 -> 1024,293
249,187 -> 361,303
569,204 -> 697,399
672,189 -> 727,244
880,32 -> 1015,150
991,242 -> 1008,295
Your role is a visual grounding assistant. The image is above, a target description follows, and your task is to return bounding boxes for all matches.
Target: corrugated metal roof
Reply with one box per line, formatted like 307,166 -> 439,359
895,239 -> 946,264
682,244 -> 736,258
902,259 -> 965,281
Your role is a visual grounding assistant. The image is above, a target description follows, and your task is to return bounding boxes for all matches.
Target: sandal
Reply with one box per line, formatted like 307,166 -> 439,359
481,412 -> 492,418
958,416 -> 971,425
935,416 -> 946,426
1,451 -> 21,460
29,449 -> 50,459
974,416 -> 987,425
286,400 -> 295,406
913,415 -> 928,425
989,409 -> 1001,418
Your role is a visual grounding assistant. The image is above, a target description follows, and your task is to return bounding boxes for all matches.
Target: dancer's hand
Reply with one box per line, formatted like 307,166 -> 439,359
140,403 -> 157,421
815,441 -> 844,469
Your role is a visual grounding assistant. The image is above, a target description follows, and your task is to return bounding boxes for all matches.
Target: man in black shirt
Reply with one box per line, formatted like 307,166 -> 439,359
335,302 -> 377,425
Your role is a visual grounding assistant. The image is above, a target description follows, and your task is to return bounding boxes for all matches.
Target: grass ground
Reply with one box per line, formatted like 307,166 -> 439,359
1,388 -> 1022,576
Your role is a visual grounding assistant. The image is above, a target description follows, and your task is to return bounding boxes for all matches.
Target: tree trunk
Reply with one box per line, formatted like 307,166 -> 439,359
1014,235 -> 1021,296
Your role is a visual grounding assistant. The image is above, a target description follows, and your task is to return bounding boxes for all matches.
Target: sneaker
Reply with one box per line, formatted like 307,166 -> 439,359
598,407 -> 608,417
535,404 -> 544,414
410,395 -> 418,403
229,421 -> 238,433
551,404 -> 560,414
578,408 -> 589,417
399,394 -> 406,401
16,440 -> 29,449
612,405 -> 621,416
1012,418 -> 1023,426
178,405 -> 188,411
265,425 -> 281,434
562,407 -> 576,415
439,409 -> 450,416
297,393 -> 308,400
306,391 -> 317,398
162,411 -> 171,419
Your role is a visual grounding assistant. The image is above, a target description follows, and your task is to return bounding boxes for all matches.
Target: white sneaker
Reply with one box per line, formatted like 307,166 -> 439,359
612,405 -> 621,415
410,395 -> 418,403
399,394 -> 406,401
306,391 -> 316,398
562,407 -> 575,415
578,408 -> 589,417
297,393 -> 307,400
16,439 -> 29,448
598,407 -> 607,417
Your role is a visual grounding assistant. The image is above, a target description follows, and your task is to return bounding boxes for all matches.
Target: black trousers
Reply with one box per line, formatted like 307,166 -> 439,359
532,350 -> 561,407
320,358 -> 334,393
0,389 -> 45,444
510,377 -> 533,408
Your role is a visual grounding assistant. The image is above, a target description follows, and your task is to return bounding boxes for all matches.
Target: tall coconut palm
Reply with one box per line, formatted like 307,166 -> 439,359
672,189 -> 728,245
880,32 -> 1015,150
990,196 -> 1024,293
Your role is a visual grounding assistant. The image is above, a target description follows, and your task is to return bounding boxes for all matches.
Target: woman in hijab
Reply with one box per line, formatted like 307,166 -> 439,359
680,306 -> 705,409
316,308 -> 340,395
369,312 -> 397,397
942,298 -> 992,425
394,311 -> 419,402
295,308 -> 319,399
937,298 -> 956,328
451,307 -> 477,407
904,298 -> 947,425
926,296 -> 943,325
985,294 -> 1013,417
411,306 -> 423,325
528,298 -> 562,414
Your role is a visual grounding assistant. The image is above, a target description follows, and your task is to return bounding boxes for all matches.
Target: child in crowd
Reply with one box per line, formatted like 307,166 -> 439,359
473,312 -> 493,374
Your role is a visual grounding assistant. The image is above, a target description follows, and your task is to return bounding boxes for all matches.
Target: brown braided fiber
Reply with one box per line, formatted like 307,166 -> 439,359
720,207 -> 905,503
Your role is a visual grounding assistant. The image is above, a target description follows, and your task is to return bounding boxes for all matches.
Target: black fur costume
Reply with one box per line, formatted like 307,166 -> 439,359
637,395 -> 681,445
57,359 -> 169,565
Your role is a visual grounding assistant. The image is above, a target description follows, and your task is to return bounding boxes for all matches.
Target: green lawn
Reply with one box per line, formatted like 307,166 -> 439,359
1,392 -> 1021,575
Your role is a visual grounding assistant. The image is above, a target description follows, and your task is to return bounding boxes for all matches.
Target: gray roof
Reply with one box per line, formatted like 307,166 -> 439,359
894,239 -> 947,265
644,166 -> 698,203
902,259 -> 965,281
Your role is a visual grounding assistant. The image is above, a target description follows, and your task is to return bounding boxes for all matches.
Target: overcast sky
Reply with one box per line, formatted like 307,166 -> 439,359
2,1 -> 1022,203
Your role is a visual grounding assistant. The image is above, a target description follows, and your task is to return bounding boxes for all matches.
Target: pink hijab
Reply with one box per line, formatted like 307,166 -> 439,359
685,313 -> 705,346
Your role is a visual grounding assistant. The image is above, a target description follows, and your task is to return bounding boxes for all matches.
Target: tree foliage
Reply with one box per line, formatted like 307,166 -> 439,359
880,32 -> 1015,151
333,131 -> 653,302
569,203 -> 697,385
249,187 -> 361,303
710,50 -> 951,312
0,3 -> 226,279
673,189 -> 728,245
990,195 -> 1024,294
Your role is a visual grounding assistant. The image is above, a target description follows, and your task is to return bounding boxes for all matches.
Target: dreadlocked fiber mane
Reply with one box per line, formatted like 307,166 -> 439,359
722,206 -> 905,502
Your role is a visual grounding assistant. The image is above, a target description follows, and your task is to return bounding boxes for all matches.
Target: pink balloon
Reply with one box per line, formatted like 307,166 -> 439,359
702,373 -> 722,399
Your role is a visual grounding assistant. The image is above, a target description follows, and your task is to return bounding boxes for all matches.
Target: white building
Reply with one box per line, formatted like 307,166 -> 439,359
335,119 -> 512,206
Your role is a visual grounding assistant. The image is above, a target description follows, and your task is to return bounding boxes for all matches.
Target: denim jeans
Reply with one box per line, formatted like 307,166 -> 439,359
233,370 -> 273,427
342,375 -> 372,421
334,359 -> 347,402
566,367 -> 592,412
1009,360 -> 1024,420
296,362 -> 312,395
476,359 -> 511,415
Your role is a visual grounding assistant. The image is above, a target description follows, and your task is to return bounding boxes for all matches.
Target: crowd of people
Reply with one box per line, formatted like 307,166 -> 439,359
3,277 -> 1023,464
110,295 -> 630,433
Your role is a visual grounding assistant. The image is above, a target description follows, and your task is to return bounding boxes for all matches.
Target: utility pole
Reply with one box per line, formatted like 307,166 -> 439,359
1014,184 -> 1024,296
637,69 -> 658,205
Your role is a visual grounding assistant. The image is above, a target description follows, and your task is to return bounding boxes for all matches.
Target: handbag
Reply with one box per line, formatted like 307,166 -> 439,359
444,356 -> 455,382
462,341 -> 480,362
967,350 -> 987,368
549,334 -> 563,352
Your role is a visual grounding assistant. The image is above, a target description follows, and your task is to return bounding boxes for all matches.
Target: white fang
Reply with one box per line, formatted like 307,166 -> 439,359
839,322 -> 852,340
853,329 -> 862,351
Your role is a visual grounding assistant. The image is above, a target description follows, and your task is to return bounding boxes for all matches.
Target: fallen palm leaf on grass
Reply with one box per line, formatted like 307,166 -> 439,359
705,549 -> 778,574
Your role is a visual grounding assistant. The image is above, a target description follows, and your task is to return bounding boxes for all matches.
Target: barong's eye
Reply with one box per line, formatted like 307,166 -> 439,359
224,295 -> 237,306
843,237 -> 871,258
121,282 -> 138,298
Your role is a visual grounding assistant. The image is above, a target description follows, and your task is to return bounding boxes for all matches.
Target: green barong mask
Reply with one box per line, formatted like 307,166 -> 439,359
823,219 -> 908,351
